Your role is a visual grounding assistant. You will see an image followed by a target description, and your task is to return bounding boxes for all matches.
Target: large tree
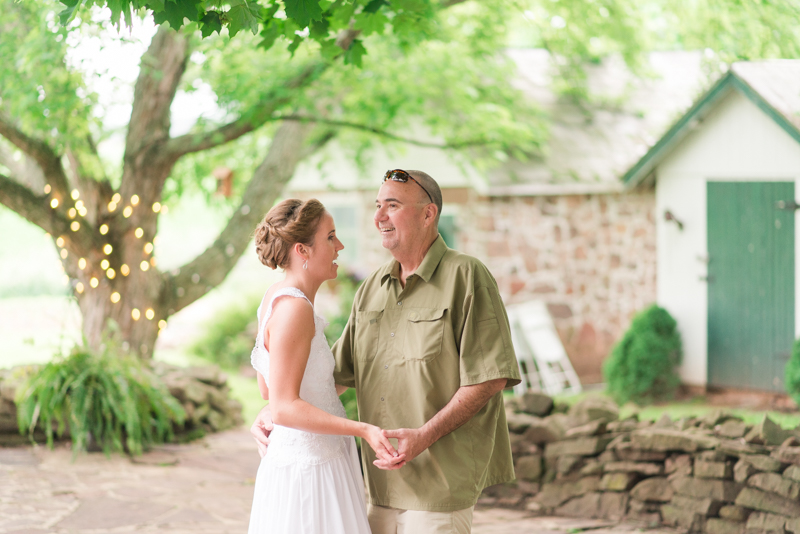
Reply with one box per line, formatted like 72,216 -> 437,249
2,0 -> 797,358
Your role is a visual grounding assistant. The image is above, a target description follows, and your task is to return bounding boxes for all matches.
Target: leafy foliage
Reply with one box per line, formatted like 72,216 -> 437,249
603,305 -> 682,405
191,296 -> 262,369
16,342 -> 185,455
784,338 -> 800,407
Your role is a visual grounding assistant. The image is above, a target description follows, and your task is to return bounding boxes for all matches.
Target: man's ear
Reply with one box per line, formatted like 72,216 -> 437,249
424,204 -> 438,227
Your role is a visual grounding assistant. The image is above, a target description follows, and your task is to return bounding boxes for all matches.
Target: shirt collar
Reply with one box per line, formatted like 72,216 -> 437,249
380,234 -> 448,286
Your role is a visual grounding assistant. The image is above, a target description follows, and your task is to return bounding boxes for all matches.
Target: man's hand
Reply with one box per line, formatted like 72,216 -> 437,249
251,404 -> 273,458
377,427 -> 433,468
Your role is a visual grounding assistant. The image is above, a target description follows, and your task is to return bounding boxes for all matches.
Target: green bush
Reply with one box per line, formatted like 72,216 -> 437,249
603,304 -> 682,405
16,343 -> 185,456
785,339 -> 800,406
191,296 -> 262,369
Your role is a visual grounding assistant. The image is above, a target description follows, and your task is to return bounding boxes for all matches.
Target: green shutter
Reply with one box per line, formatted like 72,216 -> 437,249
707,181 -> 795,391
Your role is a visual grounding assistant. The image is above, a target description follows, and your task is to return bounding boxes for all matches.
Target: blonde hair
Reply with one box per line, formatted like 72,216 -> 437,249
254,199 -> 326,269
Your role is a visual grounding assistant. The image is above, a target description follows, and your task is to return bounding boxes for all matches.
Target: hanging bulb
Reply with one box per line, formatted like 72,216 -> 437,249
110,292 -> 120,303
106,268 -> 116,279
50,198 -> 59,209
144,242 -> 153,254
140,261 -> 149,271
56,237 -> 65,247
99,224 -> 109,235
90,277 -> 99,288
152,202 -> 161,213
103,244 -> 113,255
131,308 -> 141,320
71,189 -> 79,200
60,249 -> 68,259
120,264 -> 130,276
70,221 -> 80,232
44,184 -> 51,194
100,259 -> 109,270
112,193 -> 121,204
145,309 -> 155,320
131,195 -> 139,206
68,208 -> 76,219
135,228 -> 144,238
76,282 -> 84,294
78,258 -> 86,270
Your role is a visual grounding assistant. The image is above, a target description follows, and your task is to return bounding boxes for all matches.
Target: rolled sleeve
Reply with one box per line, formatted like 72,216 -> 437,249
332,295 -> 358,388
459,282 -> 521,388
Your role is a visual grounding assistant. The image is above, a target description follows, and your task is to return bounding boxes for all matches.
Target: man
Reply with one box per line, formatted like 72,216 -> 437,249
252,169 -> 520,534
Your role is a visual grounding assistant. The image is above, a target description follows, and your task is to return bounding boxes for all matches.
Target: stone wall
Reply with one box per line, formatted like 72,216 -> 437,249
488,392 -> 800,532
0,363 -> 243,446
459,192 -> 657,384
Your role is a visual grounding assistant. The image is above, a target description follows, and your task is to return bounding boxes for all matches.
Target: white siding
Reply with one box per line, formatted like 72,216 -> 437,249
656,90 -> 800,386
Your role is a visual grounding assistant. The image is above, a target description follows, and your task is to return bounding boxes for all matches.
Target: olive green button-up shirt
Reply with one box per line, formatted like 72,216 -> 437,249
333,235 -> 521,512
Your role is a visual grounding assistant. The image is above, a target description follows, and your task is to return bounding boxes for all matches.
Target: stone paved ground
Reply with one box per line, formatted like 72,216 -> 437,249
0,429 -> 680,534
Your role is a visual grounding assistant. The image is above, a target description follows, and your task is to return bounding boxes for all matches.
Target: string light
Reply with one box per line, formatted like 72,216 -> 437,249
112,193 -> 121,204
78,258 -> 86,270
140,261 -> 149,271
110,292 -> 120,303
106,268 -> 115,279
56,237 -> 65,247
131,308 -> 141,320
158,320 -> 167,329
103,244 -> 113,255
149,257 -> 157,267
152,202 -> 161,213
144,242 -> 153,254
90,277 -> 99,288
134,228 -> 144,238
145,308 -> 154,320
108,201 -> 117,212
161,205 -> 168,214
76,282 -> 84,293
99,224 -> 109,235
100,259 -> 110,270
123,206 -> 133,218
71,189 -> 79,200
120,264 -> 130,276
70,221 -> 80,232
44,184 -> 51,194
78,207 -> 88,217
60,249 -> 68,259
68,208 -> 76,218
75,200 -> 84,210
131,195 -> 139,206
50,198 -> 59,209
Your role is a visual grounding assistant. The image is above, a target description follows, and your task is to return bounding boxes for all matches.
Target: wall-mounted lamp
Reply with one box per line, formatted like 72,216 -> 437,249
664,210 -> 684,231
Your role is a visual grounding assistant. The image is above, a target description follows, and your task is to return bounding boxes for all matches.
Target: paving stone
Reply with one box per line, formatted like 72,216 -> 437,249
522,416 -> 565,444
787,516 -> 800,534
717,439 -> 769,456
747,471 -> 800,499
745,416 -> 792,446
784,464 -> 800,481
670,475 -> 743,501
567,396 -> 619,425
735,459 -> 760,482
544,437 -> 613,458
533,476 -> 601,508
694,459 -> 733,479
745,511 -> 788,532
665,454 -> 693,476
515,454 -> 543,482
520,391 -> 554,417
604,461 -> 663,476
606,418 -> 640,433
630,477 -> 673,502
555,454 -> 584,475
56,496 -> 172,529
705,518 -> 746,534
565,420 -> 607,438
738,454 -> 784,473
630,429 -> 719,453
599,491 -> 629,520
506,412 -> 541,434
772,446 -> 800,465
735,487 -> 800,516
599,472 -> 639,492
716,419 -> 748,439
555,492 -> 601,518
615,447 -> 668,462
670,494 -> 724,516
719,504 -> 751,522
661,504 -> 706,532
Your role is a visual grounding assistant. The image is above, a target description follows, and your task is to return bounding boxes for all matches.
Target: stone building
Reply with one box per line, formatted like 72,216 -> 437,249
286,50 -> 710,384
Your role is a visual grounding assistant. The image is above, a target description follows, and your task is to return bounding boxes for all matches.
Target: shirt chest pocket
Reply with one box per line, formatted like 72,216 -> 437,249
402,308 -> 447,362
355,310 -> 383,362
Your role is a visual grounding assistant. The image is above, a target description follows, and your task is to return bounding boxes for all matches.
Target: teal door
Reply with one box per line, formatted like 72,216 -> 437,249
707,181 -> 795,391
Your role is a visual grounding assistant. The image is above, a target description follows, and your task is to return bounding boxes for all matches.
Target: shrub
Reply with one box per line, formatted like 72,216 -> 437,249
191,296 -> 261,369
785,339 -> 800,406
603,304 -> 682,405
16,342 -> 185,456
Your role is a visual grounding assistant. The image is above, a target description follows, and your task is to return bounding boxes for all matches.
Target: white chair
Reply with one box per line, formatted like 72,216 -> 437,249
506,300 -> 582,396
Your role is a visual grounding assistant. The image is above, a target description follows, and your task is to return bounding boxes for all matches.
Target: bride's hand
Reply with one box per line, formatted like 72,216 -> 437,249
361,424 -> 405,469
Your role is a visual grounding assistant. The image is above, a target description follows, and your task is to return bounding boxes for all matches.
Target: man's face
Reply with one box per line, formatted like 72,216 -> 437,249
374,179 -> 429,254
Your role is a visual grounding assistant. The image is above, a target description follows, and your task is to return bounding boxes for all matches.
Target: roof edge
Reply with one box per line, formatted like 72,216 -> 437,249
622,72 -> 736,189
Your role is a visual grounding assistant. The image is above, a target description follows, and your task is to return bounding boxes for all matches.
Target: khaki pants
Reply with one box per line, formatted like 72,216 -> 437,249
367,503 -> 474,534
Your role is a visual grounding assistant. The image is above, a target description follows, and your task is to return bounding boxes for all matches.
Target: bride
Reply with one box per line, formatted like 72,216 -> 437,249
248,199 -> 403,534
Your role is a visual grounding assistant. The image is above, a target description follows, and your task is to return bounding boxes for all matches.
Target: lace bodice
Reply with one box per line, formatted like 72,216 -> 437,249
250,287 -> 348,466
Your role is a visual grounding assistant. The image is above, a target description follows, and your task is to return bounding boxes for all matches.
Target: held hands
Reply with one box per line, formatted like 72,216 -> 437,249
361,424 -> 406,470
374,427 -> 432,470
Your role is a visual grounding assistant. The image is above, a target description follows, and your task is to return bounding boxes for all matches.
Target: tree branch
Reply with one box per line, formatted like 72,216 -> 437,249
0,142 -> 46,192
0,114 -> 70,200
164,62 -> 327,158
163,120 -> 315,313
0,172 -> 70,237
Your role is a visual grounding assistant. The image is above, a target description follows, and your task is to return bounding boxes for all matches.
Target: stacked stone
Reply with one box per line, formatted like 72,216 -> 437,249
0,363 -> 244,445
494,393 -> 800,533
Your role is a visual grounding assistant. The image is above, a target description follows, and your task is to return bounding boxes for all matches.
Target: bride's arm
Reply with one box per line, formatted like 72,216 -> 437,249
267,298 -> 401,464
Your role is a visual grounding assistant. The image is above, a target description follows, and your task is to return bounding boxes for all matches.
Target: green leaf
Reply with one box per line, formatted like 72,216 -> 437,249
287,33 -> 302,56
153,0 -> 201,29
258,20 -> 283,49
309,17 -> 329,40
343,38 -> 366,67
58,0 -> 83,25
284,0 -> 323,28
227,1 -> 261,37
354,11 -> 388,36
200,11 -> 223,37
362,0 -> 386,14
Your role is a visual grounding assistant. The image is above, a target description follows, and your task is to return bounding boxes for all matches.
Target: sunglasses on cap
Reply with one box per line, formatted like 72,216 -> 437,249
383,169 -> 434,204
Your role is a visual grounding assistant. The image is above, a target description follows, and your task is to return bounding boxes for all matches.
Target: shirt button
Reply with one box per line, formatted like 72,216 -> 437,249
397,301 -> 402,306
384,365 -> 388,369
390,332 -> 395,337
381,397 -> 385,401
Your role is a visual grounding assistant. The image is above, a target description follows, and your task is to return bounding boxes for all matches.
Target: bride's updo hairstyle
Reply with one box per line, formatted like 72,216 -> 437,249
254,199 -> 326,269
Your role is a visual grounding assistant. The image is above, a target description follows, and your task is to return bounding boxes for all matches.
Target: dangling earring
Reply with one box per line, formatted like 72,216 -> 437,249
303,260 -> 308,270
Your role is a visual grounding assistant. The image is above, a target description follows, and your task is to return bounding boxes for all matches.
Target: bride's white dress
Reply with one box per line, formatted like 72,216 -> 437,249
248,287 -> 371,534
